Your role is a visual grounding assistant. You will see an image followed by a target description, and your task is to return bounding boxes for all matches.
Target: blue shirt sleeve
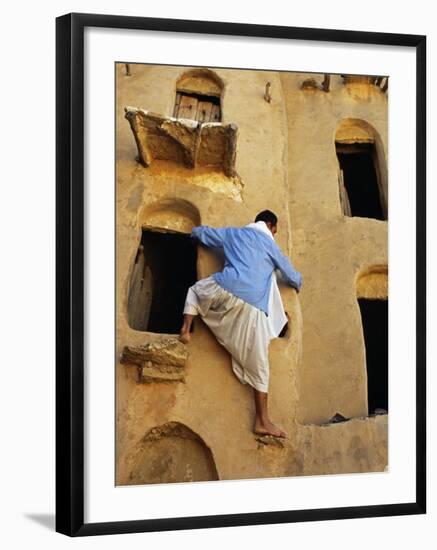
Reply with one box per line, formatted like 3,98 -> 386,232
270,243 -> 302,291
191,226 -> 227,249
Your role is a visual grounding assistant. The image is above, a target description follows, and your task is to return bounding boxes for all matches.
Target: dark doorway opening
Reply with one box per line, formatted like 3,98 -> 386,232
128,229 -> 198,334
358,298 -> 388,414
336,143 -> 385,220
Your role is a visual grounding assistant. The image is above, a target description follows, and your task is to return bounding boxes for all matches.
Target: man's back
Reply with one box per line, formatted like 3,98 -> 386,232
191,222 -> 302,314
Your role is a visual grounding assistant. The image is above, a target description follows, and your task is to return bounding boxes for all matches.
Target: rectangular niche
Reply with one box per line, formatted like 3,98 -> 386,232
128,229 -> 198,334
358,298 -> 388,415
337,142 -> 385,220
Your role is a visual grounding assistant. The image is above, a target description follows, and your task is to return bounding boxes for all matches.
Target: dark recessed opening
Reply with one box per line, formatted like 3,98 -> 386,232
174,91 -> 221,122
358,298 -> 388,414
337,143 -> 385,220
128,229 -> 198,334
278,320 -> 288,338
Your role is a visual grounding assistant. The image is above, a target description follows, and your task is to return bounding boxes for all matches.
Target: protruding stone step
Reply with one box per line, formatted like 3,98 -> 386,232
121,338 -> 188,383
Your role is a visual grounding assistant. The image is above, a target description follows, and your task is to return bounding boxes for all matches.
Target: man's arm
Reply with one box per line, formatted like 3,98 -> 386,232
191,225 -> 227,248
270,244 -> 302,291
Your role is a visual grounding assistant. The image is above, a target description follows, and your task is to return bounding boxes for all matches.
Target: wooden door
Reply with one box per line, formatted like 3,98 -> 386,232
196,101 -> 213,122
178,94 -> 198,119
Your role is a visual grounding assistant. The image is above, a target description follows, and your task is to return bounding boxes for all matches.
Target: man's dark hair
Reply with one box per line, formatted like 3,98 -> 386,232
255,210 -> 278,226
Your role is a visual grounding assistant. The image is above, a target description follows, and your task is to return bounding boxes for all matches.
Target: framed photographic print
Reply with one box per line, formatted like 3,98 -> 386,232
56,12 -> 426,536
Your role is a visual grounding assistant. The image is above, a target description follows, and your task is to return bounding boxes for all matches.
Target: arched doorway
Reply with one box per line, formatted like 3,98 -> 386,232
335,118 -> 388,220
127,199 -> 200,334
174,68 -> 224,123
356,266 -> 388,414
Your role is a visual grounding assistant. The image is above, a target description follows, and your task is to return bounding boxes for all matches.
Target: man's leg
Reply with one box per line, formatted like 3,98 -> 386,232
253,389 -> 287,438
179,314 -> 195,344
179,283 -> 202,344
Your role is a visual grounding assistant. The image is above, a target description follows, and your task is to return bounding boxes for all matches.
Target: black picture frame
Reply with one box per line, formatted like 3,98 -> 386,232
56,12 -> 426,537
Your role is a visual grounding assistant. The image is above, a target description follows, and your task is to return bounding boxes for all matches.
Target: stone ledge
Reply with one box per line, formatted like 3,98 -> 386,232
303,413 -> 389,429
124,107 -> 238,177
255,435 -> 286,449
121,338 -> 188,383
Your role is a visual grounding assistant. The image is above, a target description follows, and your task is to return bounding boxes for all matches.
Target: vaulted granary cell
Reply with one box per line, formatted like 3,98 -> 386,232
128,229 -> 198,334
336,143 -> 385,220
358,298 -> 388,414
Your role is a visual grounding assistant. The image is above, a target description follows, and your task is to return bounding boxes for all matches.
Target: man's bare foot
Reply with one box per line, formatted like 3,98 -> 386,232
179,329 -> 191,344
254,417 -> 287,438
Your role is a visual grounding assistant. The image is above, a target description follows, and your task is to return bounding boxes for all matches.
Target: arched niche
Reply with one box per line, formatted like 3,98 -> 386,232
335,118 -> 388,220
174,68 -> 224,123
127,422 -> 219,485
127,199 -> 200,334
356,266 -> 388,415
139,197 -> 201,233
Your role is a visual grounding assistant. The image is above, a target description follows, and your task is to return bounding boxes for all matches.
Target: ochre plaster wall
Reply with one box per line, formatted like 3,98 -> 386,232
115,65 -> 388,485
281,73 -> 388,425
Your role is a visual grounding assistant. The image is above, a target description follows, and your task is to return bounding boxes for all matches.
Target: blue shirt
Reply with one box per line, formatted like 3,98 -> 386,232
191,224 -> 302,314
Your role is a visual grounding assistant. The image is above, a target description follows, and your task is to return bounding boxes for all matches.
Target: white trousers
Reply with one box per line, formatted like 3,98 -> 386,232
183,276 -> 275,392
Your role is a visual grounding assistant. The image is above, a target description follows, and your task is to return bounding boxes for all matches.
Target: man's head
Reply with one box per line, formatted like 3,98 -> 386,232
255,210 -> 278,236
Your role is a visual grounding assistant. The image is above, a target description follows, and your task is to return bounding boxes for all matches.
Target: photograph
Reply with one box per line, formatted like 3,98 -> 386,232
0,1 -> 431,545
115,63 -> 389,486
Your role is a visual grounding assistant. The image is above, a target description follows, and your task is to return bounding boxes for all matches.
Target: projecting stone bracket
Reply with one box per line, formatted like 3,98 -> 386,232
120,338 -> 188,383
124,107 -> 238,177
